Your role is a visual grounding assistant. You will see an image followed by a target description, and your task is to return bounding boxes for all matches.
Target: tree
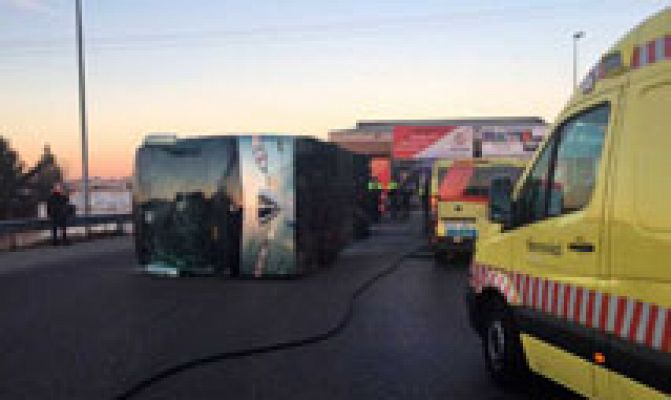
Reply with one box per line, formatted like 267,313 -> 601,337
28,144 -> 64,202
0,136 -> 25,219
0,137 -> 65,220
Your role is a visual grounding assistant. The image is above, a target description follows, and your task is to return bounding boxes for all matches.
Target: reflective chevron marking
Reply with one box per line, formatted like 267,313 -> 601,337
470,263 -> 670,353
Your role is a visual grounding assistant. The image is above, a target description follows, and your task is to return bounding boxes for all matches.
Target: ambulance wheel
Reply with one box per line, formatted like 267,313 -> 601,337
482,299 -> 527,388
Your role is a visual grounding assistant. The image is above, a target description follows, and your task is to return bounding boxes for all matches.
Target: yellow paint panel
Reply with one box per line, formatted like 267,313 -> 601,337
520,334 -> 593,398
632,9 -> 671,47
521,335 -> 668,399
632,81 -> 671,232
436,221 -> 445,237
611,56 -> 671,291
601,367 -> 668,400
438,201 -> 486,221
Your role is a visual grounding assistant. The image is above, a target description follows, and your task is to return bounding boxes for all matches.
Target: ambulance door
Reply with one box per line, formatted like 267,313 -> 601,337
605,60 -> 671,399
509,94 -> 617,397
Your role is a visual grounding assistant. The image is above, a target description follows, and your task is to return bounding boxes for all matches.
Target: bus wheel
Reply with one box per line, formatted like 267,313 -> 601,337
482,299 -> 527,388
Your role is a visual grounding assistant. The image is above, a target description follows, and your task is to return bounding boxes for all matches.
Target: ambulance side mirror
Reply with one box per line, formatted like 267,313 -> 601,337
488,176 -> 513,227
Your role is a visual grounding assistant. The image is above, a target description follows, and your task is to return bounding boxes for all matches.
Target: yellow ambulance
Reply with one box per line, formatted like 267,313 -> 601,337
429,158 -> 526,264
467,8 -> 670,399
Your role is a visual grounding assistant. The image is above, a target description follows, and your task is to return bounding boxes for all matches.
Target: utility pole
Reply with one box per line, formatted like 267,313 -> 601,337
75,0 -> 90,234
573,31 -> 585,88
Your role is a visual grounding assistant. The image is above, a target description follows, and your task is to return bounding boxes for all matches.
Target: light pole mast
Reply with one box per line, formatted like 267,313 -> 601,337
75,0 -> 90,230
573,31 -> 585,89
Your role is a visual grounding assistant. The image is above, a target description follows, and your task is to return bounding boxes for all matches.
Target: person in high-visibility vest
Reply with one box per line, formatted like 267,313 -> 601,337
399,180 -> 412,221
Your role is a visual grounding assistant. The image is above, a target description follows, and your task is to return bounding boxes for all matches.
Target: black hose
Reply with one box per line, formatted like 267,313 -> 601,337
115,247 -> 422,399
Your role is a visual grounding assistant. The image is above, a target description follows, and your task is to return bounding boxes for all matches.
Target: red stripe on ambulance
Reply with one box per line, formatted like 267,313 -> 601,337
599,294 -> 610,333
470,263 -> 670,354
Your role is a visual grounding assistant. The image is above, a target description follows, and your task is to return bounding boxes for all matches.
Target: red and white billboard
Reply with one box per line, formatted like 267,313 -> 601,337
393,126 -> 473,160
480,125 -> 547,157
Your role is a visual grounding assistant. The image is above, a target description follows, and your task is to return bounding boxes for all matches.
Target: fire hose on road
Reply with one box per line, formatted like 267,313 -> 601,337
116,246 -> 429,399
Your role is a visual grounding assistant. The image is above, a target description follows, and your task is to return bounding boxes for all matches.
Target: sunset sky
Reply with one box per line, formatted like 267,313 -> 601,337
0,0 -> 667,178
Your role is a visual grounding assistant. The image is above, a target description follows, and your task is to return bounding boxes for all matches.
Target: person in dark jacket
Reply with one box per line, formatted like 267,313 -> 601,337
400,186 -> 412,221
47,184 -> 69,245
368,177 -> 382,223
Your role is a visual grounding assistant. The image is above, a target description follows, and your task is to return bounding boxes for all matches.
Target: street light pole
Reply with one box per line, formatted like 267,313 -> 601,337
75,0 -> 90,233
573,31 -> 585,89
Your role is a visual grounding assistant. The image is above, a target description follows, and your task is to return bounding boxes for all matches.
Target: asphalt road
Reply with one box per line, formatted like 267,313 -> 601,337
0,219 -> 578,399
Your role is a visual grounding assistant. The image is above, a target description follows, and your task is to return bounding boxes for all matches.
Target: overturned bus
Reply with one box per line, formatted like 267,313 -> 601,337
133,134 -> 370,278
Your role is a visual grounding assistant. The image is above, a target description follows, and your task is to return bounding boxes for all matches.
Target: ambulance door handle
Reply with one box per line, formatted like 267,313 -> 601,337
567,242 -> 595,253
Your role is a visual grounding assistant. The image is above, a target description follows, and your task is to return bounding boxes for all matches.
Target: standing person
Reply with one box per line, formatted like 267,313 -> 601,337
400,185 -> 412,221
388,185 -> 399,221
398,171 -> 413,221
421,172 -> 431,233
47,184 -> 69,245
368,176 -> 382,223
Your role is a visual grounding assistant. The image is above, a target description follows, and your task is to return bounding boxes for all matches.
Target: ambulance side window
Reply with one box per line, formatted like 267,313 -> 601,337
547,104 -> 610,216
515,104 -> 610,226
516,135 -> 557,225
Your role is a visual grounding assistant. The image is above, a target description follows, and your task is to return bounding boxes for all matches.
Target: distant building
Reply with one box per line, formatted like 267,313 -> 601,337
329,117 -> 548,161
328,130 -> 392,157
329,117 -> 548,192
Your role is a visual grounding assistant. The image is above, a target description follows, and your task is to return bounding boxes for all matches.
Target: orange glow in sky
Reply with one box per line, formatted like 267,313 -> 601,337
1,1 -> 666,178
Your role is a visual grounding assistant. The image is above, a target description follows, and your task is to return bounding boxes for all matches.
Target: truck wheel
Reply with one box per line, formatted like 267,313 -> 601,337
434,250 -> 448,266
453,251 -> 473,267
482,299 -> 527,388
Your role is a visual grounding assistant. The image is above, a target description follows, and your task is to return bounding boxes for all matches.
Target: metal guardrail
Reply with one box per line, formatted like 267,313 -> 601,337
0,214 -> 132,236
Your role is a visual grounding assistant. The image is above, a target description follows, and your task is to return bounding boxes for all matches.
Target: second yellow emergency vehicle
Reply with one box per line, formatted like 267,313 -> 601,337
430,158 -> 526,264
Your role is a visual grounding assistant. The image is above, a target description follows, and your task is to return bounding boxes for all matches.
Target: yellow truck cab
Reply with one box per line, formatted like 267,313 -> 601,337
430,158 -> 525,263
467,9 -> 671,399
